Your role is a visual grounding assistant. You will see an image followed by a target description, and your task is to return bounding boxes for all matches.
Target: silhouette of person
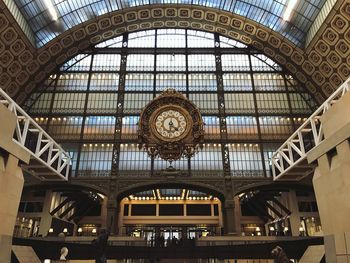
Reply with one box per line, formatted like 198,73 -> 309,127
159,235 -> 165,247
92,228 -> 109,263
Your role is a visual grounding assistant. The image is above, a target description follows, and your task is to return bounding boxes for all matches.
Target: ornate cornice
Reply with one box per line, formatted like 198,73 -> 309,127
2,3 -> 350,105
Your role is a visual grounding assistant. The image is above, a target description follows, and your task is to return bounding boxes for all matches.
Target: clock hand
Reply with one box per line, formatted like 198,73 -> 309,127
169,118 -> 179,131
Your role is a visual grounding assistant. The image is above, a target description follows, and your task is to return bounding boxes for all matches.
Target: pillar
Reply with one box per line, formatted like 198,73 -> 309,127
307,91 -> 350,262
222,199 -> 236,235
281,190 -> 301,236
106,198 -> 118,235
0,103 -> 30,262
0,155 -> 24,262
100,196 -> 108,229
38,190 -> 54,236
233,196 -> 242,235
222,179 -> 236,235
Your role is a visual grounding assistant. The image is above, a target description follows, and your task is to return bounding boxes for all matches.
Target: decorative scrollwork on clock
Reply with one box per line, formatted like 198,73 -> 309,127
138,89 -> 204,162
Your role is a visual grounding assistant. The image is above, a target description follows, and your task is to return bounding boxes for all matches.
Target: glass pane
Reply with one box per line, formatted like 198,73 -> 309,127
86,93 -> 118,114
52,93 -> 86,114
224,93 -> 255,114
127,54 -> 154,71
48,116 -> 83,140
84,116 -> 115,140
188,55 -> 216,71
226,116 -> 259,140
92,54 -> 121,71
223,73 -> 252,91
156,54 -> 186,71
157,29 -> 185,48
156,74 -> 186,91
56,73 -> 89,91
128,30 -> 155,48
221,54 -> 250,71
191,144 -> 223,172
188,74 -> 217,91
126,74 -> 154,91
90,73 -> 119,91
187,30 -> 214,48
253,74 -> 285,91
78,144 -> 113,177
228,144 -> 264,177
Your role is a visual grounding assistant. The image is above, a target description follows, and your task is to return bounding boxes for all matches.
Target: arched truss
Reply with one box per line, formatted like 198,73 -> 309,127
116,181 -> 226,202
1,3 -> 350,105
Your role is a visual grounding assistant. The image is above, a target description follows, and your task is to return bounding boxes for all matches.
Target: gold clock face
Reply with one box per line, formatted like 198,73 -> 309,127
154,108 -> 188,141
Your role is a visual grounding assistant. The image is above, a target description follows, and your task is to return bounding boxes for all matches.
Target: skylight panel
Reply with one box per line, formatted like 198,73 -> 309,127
14,0 -> 327,47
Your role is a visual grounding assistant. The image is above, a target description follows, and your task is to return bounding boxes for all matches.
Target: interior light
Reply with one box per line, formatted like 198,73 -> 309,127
77,228 -> 83,233
92,228 -> 97,234
48,228 -> 54,233
63,228 -> 68,233
283,0 -> 298,21
43,0 -> 58,21
97,193 -> 105,199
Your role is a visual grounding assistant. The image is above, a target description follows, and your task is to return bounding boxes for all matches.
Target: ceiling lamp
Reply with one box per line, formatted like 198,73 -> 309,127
43,0 -> 58,21
283,0 -> 298,21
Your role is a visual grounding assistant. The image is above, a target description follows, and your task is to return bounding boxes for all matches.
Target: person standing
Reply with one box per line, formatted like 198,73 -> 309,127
92,228 -> 109,263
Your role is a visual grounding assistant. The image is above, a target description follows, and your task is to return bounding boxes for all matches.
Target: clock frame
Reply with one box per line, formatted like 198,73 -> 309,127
138,89 -> 204,162
151,105 -> 192,142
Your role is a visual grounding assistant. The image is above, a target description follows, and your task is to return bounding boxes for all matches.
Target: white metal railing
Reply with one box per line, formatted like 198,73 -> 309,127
272,77 -> 350,181
0,88 -> 70,181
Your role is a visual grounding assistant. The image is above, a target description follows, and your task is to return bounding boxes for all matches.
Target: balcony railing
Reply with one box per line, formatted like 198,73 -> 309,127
0,88 -> 70,181
272,77 -> 350,181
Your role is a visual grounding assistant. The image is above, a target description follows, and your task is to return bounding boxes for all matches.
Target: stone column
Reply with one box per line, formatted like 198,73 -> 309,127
106,198 -> 118,235
0,155 -> 24,262
307,92 -> 350,262
38,190 -> 54,236
233,196 -> 242,235
100,197 -> 108,229
281,190 -> 301,236
222,199 -> 236,235
222,179 -> 236,235
0,103 -> 30,262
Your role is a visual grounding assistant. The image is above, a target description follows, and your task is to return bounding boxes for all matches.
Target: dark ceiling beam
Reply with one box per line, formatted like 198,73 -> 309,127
264,201 -> 283,219
67,201 -> 92,221
248,200 -> 275,221
251,200 -> 275,222
50,197 -> 72,216
58,201 -> 79,219
73,202 -> 99,224
245,203 -> 268,223
271,197 -> 291,215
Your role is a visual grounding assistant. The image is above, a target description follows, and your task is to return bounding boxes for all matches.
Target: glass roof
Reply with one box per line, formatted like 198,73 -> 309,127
14,0 -> 326,48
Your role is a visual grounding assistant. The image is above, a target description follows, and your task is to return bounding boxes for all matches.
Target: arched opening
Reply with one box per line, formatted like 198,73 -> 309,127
14,184 -> 106,238
25,28 -> 316,180
116,185 -> 223,246
233,183 -> 320,237
15,28 -> 322,239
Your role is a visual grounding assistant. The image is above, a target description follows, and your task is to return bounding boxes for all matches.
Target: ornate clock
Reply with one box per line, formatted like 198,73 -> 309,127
138,89 -> 204,162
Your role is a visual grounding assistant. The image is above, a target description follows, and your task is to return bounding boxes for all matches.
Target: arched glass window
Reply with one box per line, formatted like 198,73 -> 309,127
26,29 -> 317,178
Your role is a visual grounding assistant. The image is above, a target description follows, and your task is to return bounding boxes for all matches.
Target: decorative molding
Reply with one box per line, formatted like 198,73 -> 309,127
2,3 -> 350,105
70,176 -> 271,200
